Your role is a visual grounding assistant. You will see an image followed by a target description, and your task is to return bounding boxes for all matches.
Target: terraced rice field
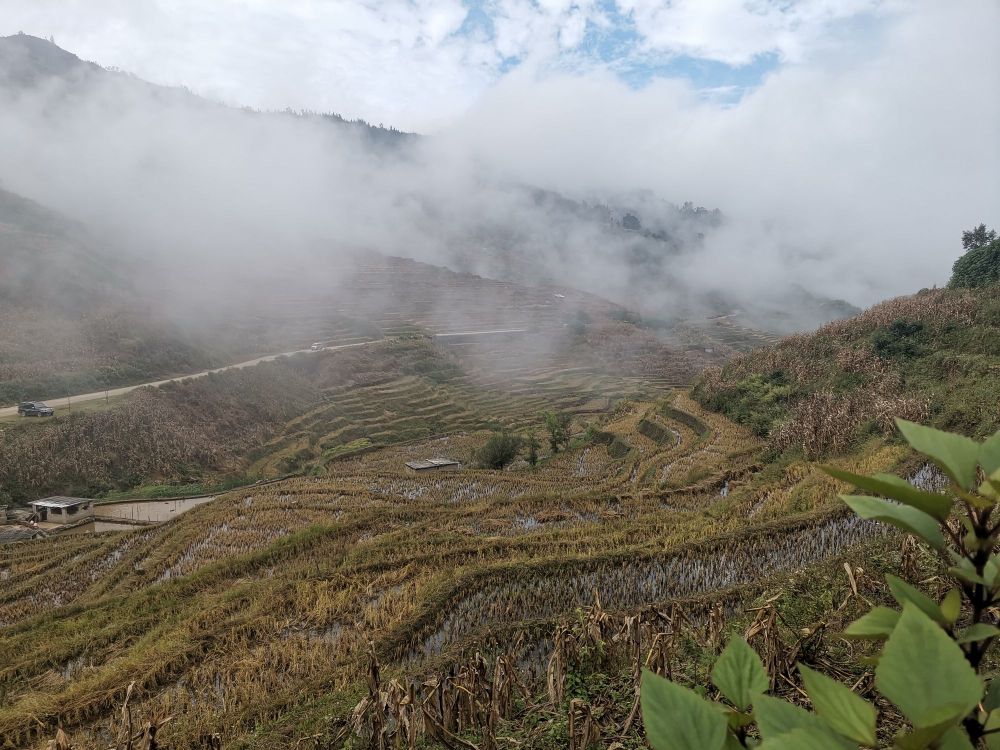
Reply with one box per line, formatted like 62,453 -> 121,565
248,364 -> 679,477
0,366 -> 909,750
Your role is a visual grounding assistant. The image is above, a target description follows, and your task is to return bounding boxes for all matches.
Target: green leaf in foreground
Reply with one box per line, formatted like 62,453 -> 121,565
641,669 -> 728,750
842,495 -> 944,549
937,726 -> 977,750
985,710 -> 1000,750
754,694 -> 852,747
711,637 -> 769,710
896,419 -> 981,490
821,465 -> 953,520
980,471 -> 1000,501
843,606 -> 900,640
984,678 -> 1000,712
893,712 -> 974,750
886,574 -> 947,625
956,623 -> 1000,644
799,663 -> 877,746
949,557 -> 987,586
758,727 -> 857,750
981,430 -> 1000,476
876,604 -> 983,728
940,589 -> 962,625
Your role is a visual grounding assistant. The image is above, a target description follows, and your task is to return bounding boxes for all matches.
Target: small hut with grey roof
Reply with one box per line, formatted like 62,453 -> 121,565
29,496 -> 94,524
405,458 -> 460,474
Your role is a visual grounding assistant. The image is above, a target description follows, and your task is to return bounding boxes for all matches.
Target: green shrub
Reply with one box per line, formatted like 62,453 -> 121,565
542,410 -> 573,453
568,310 -> 592,337
609,308 -> 642,325
872,319 -> 926,359
525,432 -> 540,466
641,419 -> 1000,749
660,404 -> 710,436
589,429 -> 616,446
694,372 -> 792,437
608,437 -> 631,459
950,239 -> 1000,289
475,431 -> 523,469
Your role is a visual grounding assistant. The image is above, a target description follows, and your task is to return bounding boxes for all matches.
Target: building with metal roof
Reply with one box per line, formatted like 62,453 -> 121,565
404,458 -> 460,473
29,496 -> 94,524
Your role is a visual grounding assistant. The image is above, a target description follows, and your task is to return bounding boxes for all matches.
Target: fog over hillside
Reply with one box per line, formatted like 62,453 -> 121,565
0,0 -> 997,333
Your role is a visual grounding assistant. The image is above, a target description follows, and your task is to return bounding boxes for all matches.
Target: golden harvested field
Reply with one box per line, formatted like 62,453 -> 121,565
0,364 -> 906,749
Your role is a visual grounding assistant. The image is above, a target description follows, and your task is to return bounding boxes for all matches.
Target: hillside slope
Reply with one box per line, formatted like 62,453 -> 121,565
0,188 -> 228,404
1,278 -> 988,749
0,307 -> 713,505
0,180 -> 758,410
694,285 -> 1000,455
1,384 -> 882,750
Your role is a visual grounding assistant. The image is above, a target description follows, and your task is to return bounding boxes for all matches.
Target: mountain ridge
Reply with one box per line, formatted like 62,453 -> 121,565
0,32 -> 415,143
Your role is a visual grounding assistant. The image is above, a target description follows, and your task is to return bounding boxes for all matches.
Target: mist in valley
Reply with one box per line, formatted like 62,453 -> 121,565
0,0 -> 997,337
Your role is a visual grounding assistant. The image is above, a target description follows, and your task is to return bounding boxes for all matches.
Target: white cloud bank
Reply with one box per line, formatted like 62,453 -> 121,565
0,0 -> 996,317
1,0 -> 900,130
440,0 -> 1000,302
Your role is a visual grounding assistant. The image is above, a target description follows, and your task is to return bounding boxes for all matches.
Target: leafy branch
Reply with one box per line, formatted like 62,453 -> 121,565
642,419 -> 1000,749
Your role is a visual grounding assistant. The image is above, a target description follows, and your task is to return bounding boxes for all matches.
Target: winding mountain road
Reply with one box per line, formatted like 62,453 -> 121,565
0,327 -> 535,419
0,341 -> 373,418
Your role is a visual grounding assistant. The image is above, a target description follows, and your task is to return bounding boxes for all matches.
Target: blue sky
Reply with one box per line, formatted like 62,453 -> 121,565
489,1 -> 784,101
455,0 -> 788,104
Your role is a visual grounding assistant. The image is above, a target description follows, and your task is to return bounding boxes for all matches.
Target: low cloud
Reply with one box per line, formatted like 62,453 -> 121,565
0,0 -> 996,335
441,0 -> 1000,304
0,0 -> 898,131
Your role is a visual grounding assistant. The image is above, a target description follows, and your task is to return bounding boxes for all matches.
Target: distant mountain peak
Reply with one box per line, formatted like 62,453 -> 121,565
0,32 -> 100,87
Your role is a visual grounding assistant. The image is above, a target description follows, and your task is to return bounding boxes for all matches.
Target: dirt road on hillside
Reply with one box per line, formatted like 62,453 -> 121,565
0,327 -> 535,418
0,341 -> 373,418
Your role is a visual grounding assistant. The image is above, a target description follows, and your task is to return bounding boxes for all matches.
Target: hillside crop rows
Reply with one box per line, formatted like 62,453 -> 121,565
0,369 -> 913,749
248,363 -> 675,478
403,511 -> 884,664
1,298 -> 709,507
695,286 -> 1000,451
